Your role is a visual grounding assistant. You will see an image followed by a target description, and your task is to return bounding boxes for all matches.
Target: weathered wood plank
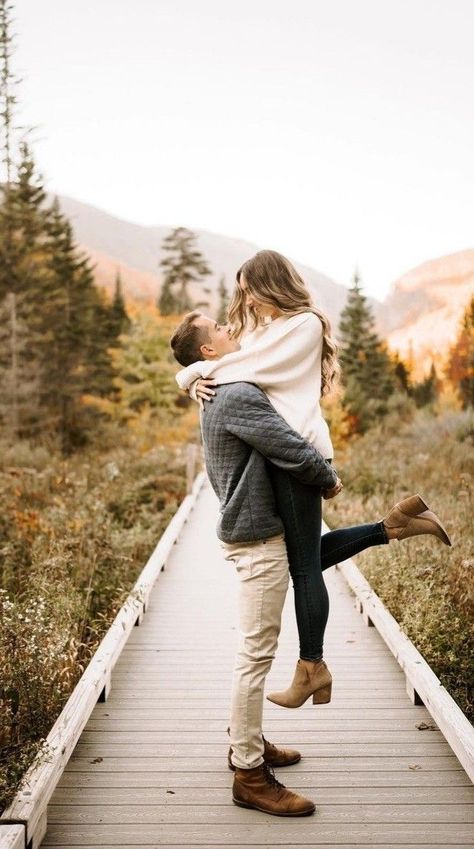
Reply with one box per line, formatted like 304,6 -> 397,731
78,729 -> 447,744
40,822 -> 474,845
0,825 -> 25,849
54,769 -> 474,788
66,754 -> 465,772
46,802 -> 474,824
71,742 -> 454,757
51,785 -> 474,805
85,717 -> 438,730
40,845 -> 474,849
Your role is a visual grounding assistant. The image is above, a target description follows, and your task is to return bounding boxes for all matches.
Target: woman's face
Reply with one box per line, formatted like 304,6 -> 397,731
239,273 -> 283,319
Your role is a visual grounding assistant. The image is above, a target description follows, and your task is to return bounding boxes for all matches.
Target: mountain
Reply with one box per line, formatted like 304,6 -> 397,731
377,249 -> 474,376
58,195 -> 472,373
57,195 -> 351,328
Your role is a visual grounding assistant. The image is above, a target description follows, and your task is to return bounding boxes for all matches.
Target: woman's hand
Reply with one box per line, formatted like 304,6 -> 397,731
195,378 -> 217,401
322,476 -> 343,500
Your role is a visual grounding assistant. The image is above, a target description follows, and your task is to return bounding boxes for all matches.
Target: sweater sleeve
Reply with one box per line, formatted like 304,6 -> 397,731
175,313 -> 321,391
223,383 -> 337,489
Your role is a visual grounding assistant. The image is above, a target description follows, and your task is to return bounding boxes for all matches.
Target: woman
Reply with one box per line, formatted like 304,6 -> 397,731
175,250 -> 451,708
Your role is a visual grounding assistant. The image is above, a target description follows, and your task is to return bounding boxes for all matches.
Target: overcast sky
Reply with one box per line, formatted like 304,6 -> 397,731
13,0 -> 474,299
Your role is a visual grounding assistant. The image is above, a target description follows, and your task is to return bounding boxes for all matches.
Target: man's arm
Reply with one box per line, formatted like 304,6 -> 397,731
222,383 -> 338,490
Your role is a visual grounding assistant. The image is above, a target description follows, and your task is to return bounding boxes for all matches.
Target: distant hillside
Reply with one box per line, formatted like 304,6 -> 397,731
57,195 -> 351,327
377,249 -> 474,376
57,195 -> 472,373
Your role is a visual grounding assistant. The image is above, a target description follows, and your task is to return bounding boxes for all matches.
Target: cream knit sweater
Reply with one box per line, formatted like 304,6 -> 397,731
175,311 -> 334,460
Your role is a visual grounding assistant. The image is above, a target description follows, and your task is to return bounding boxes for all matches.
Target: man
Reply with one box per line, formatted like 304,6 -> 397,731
170,311 -> 338,817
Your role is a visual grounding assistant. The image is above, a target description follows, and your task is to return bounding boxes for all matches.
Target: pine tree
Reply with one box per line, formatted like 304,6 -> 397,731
109,270 -> 130,337
0,143 -> 52,434
157,276 -> 179,316
338,270 -> 396,432
157,227 -> 211,315
446,296 -> 474,408
43,198 -> 108,448
392,352 -> 412,394
216,274 -> 229,323
108,310 -> 182,421
0,291 -> 40,437
412,362 -> 440,408
0,0 -> 18,186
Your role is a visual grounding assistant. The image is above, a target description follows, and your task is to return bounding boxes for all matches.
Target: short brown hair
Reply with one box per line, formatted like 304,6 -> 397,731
170,311 -> 210,366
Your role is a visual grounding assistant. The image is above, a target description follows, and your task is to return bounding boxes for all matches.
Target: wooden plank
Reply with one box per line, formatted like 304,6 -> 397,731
46,802 -> 474,823
55,770 -> 474,789
87,696 -> 428,707
66,755 -> 463,772
39,839 -> 472,849
85,717 -> 439,730
40,822 -> 474,845
39,845 -> 474,849
77,729 -> 448,743
71,742 -> 453,757
0,825 -> 25,849
50,785 -> 474,805
88,708 -> 439,719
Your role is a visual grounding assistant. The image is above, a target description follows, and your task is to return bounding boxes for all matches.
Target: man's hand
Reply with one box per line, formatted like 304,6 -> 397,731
322,476 -> 343,500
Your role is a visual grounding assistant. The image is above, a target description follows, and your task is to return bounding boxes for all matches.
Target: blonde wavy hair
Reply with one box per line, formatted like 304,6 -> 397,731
228,249 -> 340,397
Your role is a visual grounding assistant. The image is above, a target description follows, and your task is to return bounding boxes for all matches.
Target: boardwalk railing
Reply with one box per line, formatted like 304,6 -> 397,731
0,458 -> 206,849
328,522 -> 474,783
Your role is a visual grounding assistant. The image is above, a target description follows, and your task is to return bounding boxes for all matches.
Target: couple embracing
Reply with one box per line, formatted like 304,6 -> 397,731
170,250 -> 450,817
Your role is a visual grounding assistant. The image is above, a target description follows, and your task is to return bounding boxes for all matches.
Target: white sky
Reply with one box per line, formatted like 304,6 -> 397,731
13,0 -> 474,299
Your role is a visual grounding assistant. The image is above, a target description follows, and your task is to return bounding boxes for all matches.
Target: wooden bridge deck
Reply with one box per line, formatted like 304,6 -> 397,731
42,480 -> 474,848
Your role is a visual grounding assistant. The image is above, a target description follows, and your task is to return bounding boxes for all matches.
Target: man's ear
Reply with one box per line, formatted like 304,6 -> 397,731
199,343 -> 218,360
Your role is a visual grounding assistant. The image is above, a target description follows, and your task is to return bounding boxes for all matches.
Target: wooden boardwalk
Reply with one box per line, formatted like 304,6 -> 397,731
42,480 -> 474,848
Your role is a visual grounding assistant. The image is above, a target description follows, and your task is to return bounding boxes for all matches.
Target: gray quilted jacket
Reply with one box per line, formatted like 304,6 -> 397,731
200,382 -> 337,543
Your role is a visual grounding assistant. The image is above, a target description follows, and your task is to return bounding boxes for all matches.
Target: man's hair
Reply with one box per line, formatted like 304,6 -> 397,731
170,310 -> 210,366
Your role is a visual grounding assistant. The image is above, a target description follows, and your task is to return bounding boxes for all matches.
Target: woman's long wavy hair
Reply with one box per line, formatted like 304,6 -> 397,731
228,249 -> 340,396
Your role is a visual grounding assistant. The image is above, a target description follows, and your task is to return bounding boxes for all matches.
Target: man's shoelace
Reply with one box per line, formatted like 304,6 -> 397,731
263,762 -> 286,791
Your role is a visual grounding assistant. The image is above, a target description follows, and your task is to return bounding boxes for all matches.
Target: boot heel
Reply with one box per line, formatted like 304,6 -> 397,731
312,683 -> 332,704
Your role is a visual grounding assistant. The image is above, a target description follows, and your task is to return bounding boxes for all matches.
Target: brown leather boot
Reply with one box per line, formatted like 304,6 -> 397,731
383,494 -> 451,546
266,658 -> 332,708
232,762 -> 315,816
227,727 -> 301,770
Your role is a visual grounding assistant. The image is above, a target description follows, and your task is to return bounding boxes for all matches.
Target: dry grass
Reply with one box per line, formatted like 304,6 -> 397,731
0,430 -> 198,811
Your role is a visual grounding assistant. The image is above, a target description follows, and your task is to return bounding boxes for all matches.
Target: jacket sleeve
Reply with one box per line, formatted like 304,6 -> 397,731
222,384 -> 337,489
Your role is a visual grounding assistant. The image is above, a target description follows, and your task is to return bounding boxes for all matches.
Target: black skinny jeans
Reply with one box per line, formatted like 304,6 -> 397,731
268,464 -> 388,661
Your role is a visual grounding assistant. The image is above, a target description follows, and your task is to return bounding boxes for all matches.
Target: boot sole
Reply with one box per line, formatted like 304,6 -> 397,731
232,797 -> 315,816
228,754 -> 301,771
266,683 -> 332,708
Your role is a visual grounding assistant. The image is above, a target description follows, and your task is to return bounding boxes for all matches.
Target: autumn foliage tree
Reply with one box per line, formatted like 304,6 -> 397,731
446,295 -> 474,408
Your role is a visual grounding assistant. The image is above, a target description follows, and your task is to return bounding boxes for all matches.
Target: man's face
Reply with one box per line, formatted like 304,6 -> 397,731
194,315 -> 241,359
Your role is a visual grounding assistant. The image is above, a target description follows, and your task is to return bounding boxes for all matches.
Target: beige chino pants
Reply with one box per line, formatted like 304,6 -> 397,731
220,532 -> 289,769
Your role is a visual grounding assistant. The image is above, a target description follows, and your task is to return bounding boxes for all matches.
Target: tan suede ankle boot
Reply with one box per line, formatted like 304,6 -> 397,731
266,658 -> 332,708
232,762 -> 315,816
383,493 -> 451,546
